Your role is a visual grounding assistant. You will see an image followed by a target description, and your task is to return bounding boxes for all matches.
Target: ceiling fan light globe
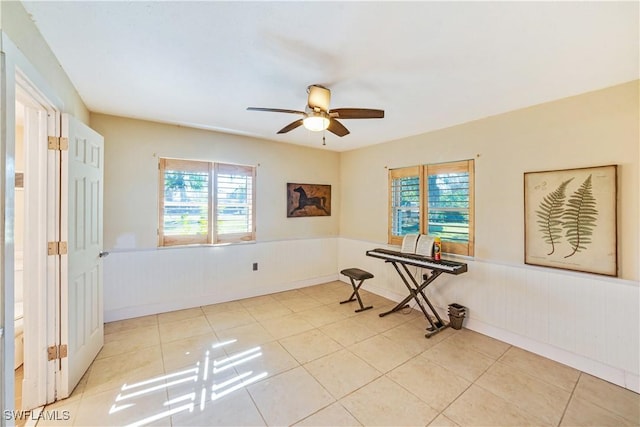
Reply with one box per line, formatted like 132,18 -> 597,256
303,115 -> 330,132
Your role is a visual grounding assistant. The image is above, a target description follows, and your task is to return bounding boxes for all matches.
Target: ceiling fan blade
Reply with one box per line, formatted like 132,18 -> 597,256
327,118 -> 350,137
247,107 -> 305,115
277,119 -> 304,134
330,108 -> 384,119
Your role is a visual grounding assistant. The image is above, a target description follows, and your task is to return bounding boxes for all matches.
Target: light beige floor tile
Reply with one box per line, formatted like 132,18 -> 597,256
39,396 -> 81,426
72,383 -> 170,426
299,280 -> 344,294
70,365 -> 91,399
306,289 -> 349,305
320,317 -> 378,347
476,361 -> 571,425
248,366 -> 335,426
204,308 -> 256,332
248,301 -> 294,321
279,329 -> 343,364
304,349 -> 381,399
355,304 -> 420,333
295,402 -> 361,426
158,315 -> 214,344
170,387 -> 266,426
572,373 -> 640,424
561,395 -> 637,426
272,289 -> 307,301
499,346 -> 580,392
260,313 -> 316,340
157,307 -> 204,324
228,340 -> 300,380
14,365 -> 23,410
382,317 -> 453,354
104,314 -> 158,335
214,322 -> 276,353
444,384 -> 547,426
278,295 -> 325,312
357,290 -> 395,307
161,332 -> 226,372
348,334 -> 417,373
295,304 -> 349,328
240,294 -> 279,308
445,328 -> 511,360
201,299 -> 245,315
429,413 -> 460,426
84,345 -> 165,397
98,324 -> 160,360
163,355 -> 244,403
387,355 -> 471,411
332,299 -> 366,318
340,376 -> 438,426
60,282 -> 637,427
422,339 -> 495,382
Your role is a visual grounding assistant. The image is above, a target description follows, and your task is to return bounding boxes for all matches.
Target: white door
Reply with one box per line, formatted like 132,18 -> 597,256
58,114 -> 104,398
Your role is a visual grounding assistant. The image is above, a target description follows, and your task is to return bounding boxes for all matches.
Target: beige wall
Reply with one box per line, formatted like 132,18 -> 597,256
340,81 -> 639,281
90,114 -> 340,250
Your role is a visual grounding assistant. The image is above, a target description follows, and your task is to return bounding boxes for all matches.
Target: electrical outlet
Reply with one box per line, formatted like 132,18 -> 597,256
252,262 -> 258,271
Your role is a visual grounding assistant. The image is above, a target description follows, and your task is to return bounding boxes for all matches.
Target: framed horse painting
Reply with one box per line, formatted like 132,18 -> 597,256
287,183 -> 331,217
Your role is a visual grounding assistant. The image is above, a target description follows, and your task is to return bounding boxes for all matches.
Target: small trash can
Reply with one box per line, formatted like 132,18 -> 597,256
448,303 -> 467,330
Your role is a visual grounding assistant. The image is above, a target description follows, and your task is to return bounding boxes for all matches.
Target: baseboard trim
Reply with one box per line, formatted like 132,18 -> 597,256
104,273 -> 339,322
463,317 -> 640,393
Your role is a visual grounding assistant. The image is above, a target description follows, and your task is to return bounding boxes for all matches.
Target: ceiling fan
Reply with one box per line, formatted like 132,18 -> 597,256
247,84 -> 384,137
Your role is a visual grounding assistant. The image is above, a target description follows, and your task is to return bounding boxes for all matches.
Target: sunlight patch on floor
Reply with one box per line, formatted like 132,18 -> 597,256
101,338 -> 267,427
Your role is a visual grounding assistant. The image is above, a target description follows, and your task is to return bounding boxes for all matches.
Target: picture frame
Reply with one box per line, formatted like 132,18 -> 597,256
287,183 -> 331,217
524,164 -> 617,276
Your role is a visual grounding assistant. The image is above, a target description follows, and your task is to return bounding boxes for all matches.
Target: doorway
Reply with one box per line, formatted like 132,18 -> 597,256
13,75 -> 59,411
14,98 -> 25,414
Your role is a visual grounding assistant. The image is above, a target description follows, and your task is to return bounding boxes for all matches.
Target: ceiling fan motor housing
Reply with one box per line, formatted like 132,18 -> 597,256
307,85 -> 331,111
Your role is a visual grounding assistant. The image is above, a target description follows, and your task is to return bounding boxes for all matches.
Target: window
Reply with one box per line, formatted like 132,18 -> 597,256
159,158 -> 255,246
389,160 -> 474,256
389,166 -> 422,244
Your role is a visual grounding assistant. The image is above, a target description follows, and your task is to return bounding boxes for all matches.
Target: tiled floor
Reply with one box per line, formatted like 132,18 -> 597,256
38,281 -> 639,426
15,365 -> 27,427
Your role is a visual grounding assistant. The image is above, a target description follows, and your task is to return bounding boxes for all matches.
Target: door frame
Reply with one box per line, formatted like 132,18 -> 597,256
1,32 -> 62,415
16,71 -> 60,410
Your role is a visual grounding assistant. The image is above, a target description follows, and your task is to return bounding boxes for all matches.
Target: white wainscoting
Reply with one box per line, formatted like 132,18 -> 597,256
103,237 -> 338,322
338,237 -> 640,393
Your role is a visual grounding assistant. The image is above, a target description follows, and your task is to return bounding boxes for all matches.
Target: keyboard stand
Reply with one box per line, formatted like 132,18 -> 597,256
379,260 -> 449,338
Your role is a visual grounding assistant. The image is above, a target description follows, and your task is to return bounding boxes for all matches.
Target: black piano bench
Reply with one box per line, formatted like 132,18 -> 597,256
339,268 -> 374,313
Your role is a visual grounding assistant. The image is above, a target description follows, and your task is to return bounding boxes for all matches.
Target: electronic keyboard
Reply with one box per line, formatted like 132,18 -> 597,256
366,248 -> 467,274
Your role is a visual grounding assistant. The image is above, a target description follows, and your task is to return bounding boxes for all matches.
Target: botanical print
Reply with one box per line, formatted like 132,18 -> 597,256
525,165 -> 617,276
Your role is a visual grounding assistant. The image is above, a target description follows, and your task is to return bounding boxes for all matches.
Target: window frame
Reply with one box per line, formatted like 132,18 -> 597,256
158,157 -> 256,247
388,166 -> 423,246
388,159 -> 475,256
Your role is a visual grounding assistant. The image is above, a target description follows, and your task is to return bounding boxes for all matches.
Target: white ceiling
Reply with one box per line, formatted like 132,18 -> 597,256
22,1 -> 639,152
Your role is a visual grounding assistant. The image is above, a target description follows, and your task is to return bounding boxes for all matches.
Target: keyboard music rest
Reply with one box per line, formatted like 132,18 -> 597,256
365,248 -> 468,338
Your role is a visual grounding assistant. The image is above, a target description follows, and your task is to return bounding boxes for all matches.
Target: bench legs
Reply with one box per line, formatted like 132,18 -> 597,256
340,277 -> 373,313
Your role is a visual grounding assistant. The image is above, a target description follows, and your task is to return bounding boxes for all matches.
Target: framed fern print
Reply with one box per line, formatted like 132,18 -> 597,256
524,165 -> 617,276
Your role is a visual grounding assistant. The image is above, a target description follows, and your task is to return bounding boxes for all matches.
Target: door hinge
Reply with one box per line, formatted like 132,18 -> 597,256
48,136 -> 69,151
48,241 -> 68,255
47,344 -> 68,361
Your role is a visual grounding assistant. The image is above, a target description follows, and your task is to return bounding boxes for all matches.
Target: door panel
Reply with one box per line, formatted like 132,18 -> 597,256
59,114 -> 104,397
